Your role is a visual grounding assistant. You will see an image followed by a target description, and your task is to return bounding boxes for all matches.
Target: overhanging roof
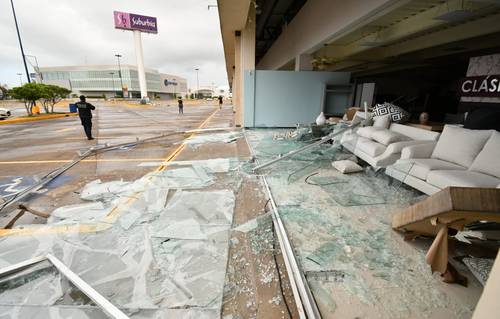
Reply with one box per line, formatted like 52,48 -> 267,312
217,0 -> 252,87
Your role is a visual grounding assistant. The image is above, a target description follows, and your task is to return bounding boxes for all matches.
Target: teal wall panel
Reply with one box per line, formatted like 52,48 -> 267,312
244,70 -> 350,127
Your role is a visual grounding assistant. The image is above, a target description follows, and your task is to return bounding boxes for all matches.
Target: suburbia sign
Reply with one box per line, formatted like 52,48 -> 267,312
459,75 -> 500,97
114,11 -> 158,34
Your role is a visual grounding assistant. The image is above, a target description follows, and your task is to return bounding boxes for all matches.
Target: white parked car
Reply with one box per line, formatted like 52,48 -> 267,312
0,108 -> 12,120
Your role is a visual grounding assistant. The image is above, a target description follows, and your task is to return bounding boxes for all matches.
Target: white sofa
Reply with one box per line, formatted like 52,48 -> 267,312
386,125 -> 500,195
340,119 -> 440,168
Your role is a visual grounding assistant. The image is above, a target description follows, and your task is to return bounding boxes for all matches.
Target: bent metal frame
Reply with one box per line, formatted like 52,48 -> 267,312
0,254 -> 130,319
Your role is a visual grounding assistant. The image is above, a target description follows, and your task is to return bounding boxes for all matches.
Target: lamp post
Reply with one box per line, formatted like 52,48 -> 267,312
10,0 -> 30,84
173,78 -> 177,99
110,72 -> 116,97
194,68 -> 200,99
114,54 -> 124,97
17,73 -> 23,86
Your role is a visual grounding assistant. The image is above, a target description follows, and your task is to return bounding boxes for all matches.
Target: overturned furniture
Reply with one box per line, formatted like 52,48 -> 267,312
392,187 -> 500,282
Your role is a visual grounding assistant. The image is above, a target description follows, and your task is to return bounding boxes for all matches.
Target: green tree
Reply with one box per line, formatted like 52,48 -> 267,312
9,83 -> 44,116
40,84 -> 71,113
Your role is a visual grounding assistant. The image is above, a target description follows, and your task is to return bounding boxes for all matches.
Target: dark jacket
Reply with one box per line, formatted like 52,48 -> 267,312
76,101 -> 95,118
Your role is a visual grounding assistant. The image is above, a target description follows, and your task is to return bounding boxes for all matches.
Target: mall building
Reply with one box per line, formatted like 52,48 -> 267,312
37,65 -> 187,99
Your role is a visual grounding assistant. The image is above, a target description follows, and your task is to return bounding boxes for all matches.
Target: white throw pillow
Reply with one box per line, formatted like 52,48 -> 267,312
332,160 -> 363,174
431,125 -> 493,168
373,115 -> 391,129
469,131 -> 500,178
357,126 -> 383,139
371,130 -> 409,145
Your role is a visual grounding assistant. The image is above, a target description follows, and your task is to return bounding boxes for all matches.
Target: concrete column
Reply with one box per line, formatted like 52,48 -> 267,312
236,4 -> 256,126
295,53 -> 313,71
234,33 -> 242,125
133,30 -> 148,99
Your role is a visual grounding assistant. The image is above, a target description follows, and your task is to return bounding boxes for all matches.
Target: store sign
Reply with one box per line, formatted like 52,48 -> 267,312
114,11 -> 158,34
459,75 -> 500,97
164,80 -> 178,86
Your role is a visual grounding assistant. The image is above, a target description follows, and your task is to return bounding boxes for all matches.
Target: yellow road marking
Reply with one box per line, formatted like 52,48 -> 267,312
0,107 -> 220,237
0,159 -> 170,165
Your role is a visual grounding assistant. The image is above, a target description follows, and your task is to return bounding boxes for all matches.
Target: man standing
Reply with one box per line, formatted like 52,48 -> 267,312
218,95 -> 223,109
76,95 -> 96,140
178,96 -> 184,115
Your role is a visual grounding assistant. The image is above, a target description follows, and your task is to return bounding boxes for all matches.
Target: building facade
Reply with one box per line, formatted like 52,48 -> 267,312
218,0 -> 500,126
38,65 -> 187,99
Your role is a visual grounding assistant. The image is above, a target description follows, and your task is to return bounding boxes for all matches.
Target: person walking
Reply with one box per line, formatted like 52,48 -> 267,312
218,95 -> 223,109
178,96 -> 184,115
76,95 -> 96,140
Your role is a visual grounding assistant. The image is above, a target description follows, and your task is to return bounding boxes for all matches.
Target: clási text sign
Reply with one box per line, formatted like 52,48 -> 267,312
459,75 -> 500,97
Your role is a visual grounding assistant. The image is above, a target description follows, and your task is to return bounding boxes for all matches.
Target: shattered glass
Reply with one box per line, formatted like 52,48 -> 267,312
151,190 -> 235,240
0,159 -> 238,318
181,132 -> 243,146
244,128 -> 476,319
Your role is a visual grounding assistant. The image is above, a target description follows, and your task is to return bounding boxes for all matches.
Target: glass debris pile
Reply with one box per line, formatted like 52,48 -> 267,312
244,128 -> 477,319
0,159 -> 239,318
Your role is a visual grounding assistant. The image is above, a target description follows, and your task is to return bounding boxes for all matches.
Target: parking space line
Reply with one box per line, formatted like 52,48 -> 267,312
56,127 -> 77,133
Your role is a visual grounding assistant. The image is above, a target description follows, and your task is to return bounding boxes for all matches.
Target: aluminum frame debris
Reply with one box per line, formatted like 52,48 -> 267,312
0,254 -> 130,319
252,119 -> 369,172
243,130 -> 321,319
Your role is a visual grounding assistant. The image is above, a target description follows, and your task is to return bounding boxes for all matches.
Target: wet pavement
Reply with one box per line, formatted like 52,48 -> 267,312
0,102 -> 298,318
0,102 -> 218,226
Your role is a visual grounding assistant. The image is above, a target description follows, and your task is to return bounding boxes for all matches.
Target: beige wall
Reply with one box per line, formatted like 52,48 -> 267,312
257,0 -> 402,70
236,4 -> 256,126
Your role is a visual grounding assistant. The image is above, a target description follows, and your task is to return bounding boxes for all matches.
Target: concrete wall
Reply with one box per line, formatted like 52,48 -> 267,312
244,70 -> 350,127
257,0 -> 399,70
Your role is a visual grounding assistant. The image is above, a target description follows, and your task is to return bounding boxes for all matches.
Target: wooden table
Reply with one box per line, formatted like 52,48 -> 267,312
392,187 -> 500,277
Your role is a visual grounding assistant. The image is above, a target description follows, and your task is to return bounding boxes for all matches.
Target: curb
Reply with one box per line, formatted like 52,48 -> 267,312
0,113 -> 78,125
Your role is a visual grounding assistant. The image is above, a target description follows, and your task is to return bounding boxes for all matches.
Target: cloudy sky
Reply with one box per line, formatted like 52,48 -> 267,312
0,0 -> 228,89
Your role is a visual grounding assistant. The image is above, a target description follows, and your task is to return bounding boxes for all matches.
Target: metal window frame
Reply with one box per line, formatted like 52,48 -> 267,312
0,254 -> 130,319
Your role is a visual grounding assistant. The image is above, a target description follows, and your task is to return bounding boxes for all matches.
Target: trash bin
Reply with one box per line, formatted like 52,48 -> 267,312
31,104 -> 40,115
69,103 -> 77,113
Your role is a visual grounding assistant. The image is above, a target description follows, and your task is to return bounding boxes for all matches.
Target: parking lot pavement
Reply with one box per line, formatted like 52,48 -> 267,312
0,102 -> 218,225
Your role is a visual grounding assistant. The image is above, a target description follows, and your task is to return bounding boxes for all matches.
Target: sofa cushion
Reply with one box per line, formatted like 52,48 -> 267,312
357,126 -> 383,139
332,160 -> 363,174
469,131 -> 500,179
426,170 -> 500,189
373,115 -> 391,129
431,125 -> 493,168
371,130 -> 409,146
356,138 -> 386,157
406,159 -> 465,180
390,123 -> 440,141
